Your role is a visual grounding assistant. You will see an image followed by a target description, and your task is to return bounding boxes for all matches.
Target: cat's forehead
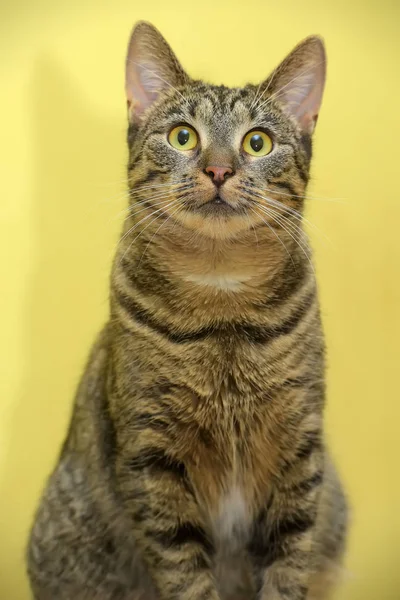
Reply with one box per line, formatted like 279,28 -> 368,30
167,83 -> 256,146
187,84 -> 253,125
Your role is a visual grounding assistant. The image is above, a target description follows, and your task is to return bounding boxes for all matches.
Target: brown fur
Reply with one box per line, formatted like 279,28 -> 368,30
27,21 -> 348,600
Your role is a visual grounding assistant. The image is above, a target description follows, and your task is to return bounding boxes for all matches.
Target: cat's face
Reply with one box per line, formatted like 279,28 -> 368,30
125,23 -> 325,241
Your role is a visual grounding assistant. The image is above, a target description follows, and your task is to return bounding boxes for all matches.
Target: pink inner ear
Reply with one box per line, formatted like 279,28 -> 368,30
126,68 -> 146,113
125,28 -> 167,120
280,64 -> 325,134
267,37 -> 326,135
125,23 -> 188,123
290,71 -> 324,133
126,55 -> 162,118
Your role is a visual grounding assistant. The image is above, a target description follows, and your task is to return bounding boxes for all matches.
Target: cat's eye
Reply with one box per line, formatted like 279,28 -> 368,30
242,130 -> 273,157
168,125 -> 198,151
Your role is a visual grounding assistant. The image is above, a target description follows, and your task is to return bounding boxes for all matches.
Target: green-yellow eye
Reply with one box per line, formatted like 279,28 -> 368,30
168,125 -> 198,151
242,130 -> 273,157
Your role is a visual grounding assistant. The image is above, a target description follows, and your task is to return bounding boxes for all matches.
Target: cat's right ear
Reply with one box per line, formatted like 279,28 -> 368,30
125,22 -> 188,124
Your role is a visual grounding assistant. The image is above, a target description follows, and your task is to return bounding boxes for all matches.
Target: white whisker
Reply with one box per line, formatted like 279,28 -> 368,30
118,199 -> 180,263
253,200 -> 309,245
252,202 -> 315,276
249,190 -> 332,247
250,62 -> 280,111
249,207 -> 294,264
137,205 -> 182,269
261,186 -> 345,203
128,180 -> 189,195
113,190 -> 186,224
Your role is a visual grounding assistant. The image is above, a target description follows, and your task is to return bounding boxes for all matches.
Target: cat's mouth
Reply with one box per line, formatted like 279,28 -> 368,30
195,194 -> 239,216
207,194 -> 228,206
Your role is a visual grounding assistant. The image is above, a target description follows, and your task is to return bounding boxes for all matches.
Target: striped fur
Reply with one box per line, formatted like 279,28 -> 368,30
27,21 -> 348,600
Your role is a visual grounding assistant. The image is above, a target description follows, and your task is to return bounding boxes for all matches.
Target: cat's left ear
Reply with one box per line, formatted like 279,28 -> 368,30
125,21 -> 189,123
260,36 -> 326,135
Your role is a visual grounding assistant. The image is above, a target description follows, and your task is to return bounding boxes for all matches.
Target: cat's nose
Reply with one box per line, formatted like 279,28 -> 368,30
204,165 -> 234,187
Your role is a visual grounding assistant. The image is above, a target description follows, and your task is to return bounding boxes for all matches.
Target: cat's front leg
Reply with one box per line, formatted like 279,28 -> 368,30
249,504 -> 317,600
115,432 -> 219,600
248,459 -> 324,599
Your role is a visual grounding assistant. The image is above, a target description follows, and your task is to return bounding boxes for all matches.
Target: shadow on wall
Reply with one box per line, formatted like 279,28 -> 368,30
0,57 -> 125,598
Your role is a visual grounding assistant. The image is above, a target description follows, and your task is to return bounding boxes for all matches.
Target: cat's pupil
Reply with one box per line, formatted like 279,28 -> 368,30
177,129 -> 190,145
250,134 -> 263,152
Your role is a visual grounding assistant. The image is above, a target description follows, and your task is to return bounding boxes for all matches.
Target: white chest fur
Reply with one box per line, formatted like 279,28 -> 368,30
213,485 -> 251,546
184,273 -> 251,292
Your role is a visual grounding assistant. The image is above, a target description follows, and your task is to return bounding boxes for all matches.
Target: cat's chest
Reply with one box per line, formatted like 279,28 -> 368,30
188,397 -> 275,546
211,483 -> 252,548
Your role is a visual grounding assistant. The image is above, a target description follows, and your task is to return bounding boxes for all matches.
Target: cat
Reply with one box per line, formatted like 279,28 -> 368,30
27,21 -> 348,600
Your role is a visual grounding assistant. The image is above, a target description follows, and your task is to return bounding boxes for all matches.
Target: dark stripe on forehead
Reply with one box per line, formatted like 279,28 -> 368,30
163,107 -> 190,121
201,86 -> 231,109
228,89 -> 252,112
214,85 -> 231,99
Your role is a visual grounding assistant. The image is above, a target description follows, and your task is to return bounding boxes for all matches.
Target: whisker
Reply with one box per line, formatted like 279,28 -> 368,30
246,189 -> 332,247
137,205 -> 182,269
113,191 -> 185,224
249,81 -> 263,113
97,184 -> 188,219
253,200 -> 310,247
246,212 -> 259,247
263,187 -> 346,204
98,178 -> 186,193
249,207 -> 294,264
250,62 -> 280,111
110,187 -> 190,224
252,202 -> 315,276
99,181 -> 186,204
129,184 -> 193,207
117,197 -> 179,249
252,198 -> 310,245
128,180 -> 190,195
120,199 -> 180,264
244,182 -> 345,203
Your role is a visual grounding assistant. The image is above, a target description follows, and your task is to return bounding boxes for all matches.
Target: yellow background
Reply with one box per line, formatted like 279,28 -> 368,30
1,0 -> 399,598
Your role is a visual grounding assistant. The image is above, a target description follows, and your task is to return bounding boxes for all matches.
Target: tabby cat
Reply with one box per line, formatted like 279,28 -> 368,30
27,21 -> 348,600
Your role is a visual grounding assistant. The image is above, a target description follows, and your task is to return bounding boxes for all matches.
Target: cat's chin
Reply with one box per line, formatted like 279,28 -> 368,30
173,209 -> 253,241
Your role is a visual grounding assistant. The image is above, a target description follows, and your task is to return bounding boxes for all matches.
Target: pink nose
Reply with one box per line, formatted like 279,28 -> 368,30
204,165 -> 234,186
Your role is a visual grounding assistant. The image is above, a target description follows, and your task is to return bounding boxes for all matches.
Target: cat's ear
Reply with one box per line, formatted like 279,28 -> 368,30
260,36 -> 326,135
125,21 -> 189,123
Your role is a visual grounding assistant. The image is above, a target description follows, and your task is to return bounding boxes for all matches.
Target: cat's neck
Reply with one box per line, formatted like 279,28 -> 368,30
114,221 -> 310,322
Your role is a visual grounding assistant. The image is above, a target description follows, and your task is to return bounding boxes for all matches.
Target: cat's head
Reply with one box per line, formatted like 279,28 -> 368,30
125,22 -> 325,241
